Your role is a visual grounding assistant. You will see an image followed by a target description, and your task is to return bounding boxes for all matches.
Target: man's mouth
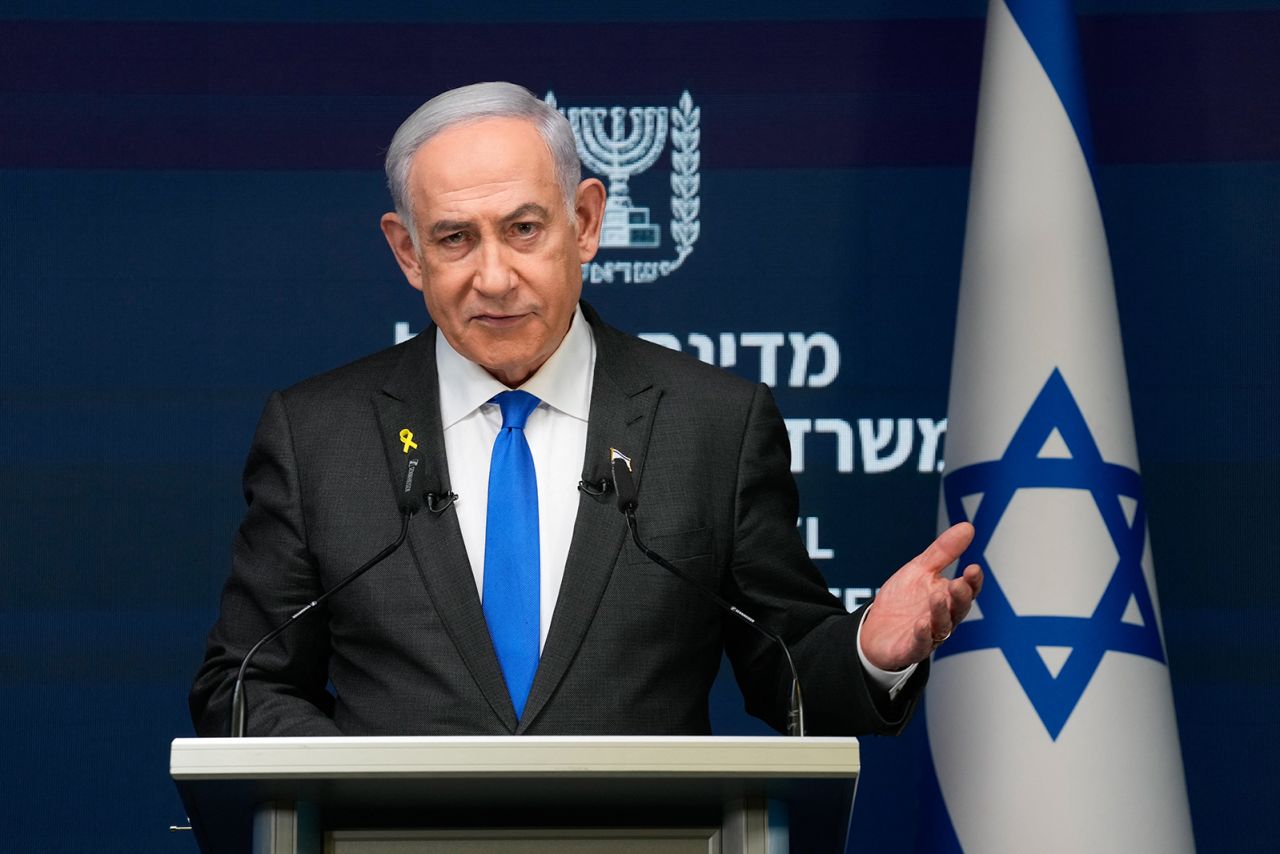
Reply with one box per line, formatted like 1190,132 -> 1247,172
472,312 -> 530,328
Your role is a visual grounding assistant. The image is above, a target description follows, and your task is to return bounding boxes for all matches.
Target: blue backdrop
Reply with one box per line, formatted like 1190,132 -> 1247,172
1,2 -> 1276,851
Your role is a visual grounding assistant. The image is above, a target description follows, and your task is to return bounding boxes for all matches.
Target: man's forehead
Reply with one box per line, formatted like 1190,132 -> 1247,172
410,117 -> 557,195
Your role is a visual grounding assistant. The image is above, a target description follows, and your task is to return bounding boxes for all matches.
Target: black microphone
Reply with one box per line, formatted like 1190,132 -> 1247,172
577,475 -> 613,498
228,452 -> 425,737
425,490 -> 458,514
609,457 -> 806,737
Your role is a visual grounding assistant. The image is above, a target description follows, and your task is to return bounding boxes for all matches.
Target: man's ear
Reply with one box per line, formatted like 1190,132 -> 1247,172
380,212 -> 424,292
573,178 -> 607,264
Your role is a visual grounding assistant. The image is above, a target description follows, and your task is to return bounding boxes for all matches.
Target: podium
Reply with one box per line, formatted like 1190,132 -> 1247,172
170,736 -> 859,853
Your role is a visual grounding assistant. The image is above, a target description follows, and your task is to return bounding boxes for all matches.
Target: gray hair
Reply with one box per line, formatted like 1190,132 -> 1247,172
385,82 -> 582,241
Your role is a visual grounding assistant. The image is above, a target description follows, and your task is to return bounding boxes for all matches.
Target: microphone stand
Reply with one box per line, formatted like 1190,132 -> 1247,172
228,510 -> 412,738
612,458 -> 805,737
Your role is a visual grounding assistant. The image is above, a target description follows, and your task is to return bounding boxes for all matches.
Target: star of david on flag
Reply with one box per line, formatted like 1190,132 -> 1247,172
937,368 -> 1165,740
919,1 -> 1194,851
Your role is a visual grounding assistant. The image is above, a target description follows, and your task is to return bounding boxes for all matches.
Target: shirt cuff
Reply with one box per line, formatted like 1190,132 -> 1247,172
856,604 -> 918,701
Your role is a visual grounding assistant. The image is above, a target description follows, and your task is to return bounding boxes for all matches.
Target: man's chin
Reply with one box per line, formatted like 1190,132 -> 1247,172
471,347 -> 546,388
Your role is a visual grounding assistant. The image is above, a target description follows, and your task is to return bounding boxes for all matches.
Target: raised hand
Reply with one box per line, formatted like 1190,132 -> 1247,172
859,522 -> 984,672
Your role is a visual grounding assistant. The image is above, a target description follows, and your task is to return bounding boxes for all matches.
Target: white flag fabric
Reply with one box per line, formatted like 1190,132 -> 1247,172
923,1 -> 1195,851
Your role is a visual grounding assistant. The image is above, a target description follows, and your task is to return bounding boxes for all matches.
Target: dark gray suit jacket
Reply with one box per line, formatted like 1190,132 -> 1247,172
190,302 -> 924,737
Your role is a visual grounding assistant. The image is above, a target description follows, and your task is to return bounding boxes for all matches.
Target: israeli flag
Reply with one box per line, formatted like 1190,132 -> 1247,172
923,2 -> 1195,851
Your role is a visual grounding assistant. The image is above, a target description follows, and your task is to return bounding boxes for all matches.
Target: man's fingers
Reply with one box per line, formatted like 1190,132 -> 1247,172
915,615 -> 938,649
962,563 -> 984,596
875,537 -> 983,665
929,588 -> 951,636
948,575 -> 975,609
947,575 -> 976,624
918,522 -> 976,576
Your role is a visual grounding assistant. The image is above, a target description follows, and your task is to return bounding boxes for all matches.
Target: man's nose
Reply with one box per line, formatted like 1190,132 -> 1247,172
472,238 -> 517,296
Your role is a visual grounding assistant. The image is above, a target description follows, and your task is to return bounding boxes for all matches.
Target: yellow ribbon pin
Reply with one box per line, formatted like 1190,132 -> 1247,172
399,428 -> 418,453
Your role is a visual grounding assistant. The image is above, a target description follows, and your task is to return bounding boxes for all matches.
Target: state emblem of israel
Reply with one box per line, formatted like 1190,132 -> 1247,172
545,90 -> 701,284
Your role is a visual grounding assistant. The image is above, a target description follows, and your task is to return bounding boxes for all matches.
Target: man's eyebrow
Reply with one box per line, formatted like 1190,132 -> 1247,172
428,218 -> 472,237
501,203 -> 551,223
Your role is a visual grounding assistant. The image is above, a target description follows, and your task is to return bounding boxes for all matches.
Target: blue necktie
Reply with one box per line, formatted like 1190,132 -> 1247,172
483,390 -> 541,718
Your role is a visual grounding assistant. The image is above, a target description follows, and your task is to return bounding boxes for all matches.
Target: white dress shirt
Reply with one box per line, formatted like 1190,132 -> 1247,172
437,306 -> 595,651
434,305 -> 914,695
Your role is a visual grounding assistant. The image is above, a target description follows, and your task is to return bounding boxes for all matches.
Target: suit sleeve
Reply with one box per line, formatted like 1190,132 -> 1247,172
720,382 -> 927,736
189,391 -> 343,737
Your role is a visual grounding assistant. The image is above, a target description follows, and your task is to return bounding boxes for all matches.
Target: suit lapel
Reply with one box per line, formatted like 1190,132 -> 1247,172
371,327 -> 518,731
517,304 -> 661,732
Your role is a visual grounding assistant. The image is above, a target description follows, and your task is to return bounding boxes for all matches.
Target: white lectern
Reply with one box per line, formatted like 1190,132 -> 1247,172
170,736 -> 859,853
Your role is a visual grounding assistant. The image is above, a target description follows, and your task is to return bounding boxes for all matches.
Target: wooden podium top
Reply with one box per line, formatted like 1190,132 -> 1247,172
171,736 -> 860,853
171,735 -> 860,780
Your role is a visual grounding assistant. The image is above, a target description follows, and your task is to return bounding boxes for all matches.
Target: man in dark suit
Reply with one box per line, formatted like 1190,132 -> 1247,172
190,82 -> 982,738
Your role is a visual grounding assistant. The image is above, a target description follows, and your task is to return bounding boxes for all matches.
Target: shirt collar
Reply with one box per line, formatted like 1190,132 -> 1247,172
436,304 -> 595,429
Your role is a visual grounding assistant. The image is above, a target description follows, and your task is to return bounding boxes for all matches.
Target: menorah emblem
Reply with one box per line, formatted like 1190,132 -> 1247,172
568,106 -> 668,248
546,91 -> 701,283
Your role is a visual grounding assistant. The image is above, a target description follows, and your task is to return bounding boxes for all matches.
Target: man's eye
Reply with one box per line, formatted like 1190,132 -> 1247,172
512,222 -> 539,238
440,232 -> 468,246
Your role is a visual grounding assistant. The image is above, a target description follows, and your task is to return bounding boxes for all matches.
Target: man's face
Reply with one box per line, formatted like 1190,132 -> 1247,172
381,117 -> 604,388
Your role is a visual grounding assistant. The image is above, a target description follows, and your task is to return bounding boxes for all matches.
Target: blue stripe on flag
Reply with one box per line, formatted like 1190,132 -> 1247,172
1004,0 -> 1096,170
